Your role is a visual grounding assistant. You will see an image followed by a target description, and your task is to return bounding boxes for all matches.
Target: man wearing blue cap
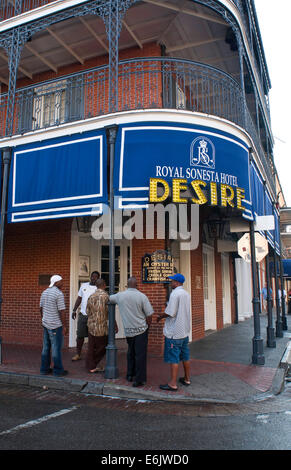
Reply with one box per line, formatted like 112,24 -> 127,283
157,273 -> 191,391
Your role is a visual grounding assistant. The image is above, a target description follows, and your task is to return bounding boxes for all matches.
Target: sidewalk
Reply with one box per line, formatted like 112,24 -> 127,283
0,315 -> 290,404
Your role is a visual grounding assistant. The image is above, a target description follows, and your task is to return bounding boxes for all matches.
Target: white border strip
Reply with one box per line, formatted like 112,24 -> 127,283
11,203 -> 102,222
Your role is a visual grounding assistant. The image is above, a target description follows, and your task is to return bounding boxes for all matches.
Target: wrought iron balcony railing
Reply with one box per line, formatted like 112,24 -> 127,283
0,57 -> 275,192
0,0 -> 56,21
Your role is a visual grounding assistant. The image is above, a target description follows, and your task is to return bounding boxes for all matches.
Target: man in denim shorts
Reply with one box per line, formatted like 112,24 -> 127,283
157,273 -> 191,392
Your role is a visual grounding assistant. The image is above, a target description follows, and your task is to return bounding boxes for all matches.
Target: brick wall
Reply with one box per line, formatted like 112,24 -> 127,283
1,219 -> 72,346
1,216 -> 234,353
131,237 -> 167,356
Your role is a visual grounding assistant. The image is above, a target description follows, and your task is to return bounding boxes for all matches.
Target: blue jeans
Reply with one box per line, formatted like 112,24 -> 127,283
40,326 -> 65,376
164,336 -> 190,364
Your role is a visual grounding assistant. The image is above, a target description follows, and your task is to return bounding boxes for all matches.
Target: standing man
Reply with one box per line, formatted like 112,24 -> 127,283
158,273 -> 191,392
86,278 -> 112,373
40,275 -> 68,377
109,277 -> 154,387
261,283 -> 272,313
71,271 -> 100,361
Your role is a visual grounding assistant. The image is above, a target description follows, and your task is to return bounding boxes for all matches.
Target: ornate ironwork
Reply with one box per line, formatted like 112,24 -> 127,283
0,55 -> 276,196
5,27 -> 30,135
0,0 -> 274,191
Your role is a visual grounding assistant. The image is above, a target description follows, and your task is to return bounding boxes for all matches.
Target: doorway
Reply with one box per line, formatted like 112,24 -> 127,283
203,244 -> 217,331
69,227 -> 130,346
99,242 -> 130,339
221,253 -> 231,325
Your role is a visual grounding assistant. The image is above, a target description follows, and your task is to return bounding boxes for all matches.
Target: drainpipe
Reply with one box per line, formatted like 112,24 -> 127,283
105,125 -> 119,379
0,148 -> 12,364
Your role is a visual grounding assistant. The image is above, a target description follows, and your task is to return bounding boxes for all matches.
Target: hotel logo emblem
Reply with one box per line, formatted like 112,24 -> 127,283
190,136 -> 215,169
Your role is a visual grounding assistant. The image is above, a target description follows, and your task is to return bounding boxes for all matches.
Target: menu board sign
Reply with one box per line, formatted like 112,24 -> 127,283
142,250 -> 174,283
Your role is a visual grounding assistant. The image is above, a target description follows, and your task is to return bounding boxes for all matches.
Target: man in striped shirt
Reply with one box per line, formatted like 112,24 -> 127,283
40,275 -> 68,377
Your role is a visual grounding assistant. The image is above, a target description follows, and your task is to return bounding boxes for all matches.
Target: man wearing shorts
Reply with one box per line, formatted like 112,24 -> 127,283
157,273 -> 191,392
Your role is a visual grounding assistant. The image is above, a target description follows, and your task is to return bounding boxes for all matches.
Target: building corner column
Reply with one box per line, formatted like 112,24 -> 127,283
0,148 -> 12,364
105,125 -> 119,379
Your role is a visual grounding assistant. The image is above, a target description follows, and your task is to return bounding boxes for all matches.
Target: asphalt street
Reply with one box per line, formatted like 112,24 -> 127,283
0,380 -> 291,453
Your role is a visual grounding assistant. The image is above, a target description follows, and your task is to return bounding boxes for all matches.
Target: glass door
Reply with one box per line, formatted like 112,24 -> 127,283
100,245 -> 121,293
100,242 -> 131,339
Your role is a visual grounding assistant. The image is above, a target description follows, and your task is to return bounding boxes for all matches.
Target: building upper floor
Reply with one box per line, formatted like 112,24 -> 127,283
0,0 -> 275,193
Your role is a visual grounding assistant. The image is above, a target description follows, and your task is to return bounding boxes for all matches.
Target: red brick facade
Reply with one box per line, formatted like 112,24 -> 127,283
0,218 -> 235,354
1,219 -> 71,346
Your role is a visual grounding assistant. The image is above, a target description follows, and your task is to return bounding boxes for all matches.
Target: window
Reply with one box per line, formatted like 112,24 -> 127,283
176,83 -> 186,109
18,75 -> 84,134
33,80 -> 66,129
101,245 -> 121,294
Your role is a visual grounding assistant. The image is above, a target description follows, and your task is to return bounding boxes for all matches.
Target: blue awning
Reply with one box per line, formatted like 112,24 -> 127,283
8,130 -> 107,222
250,163 -> 264,219
250,161 -> 280,255
114,121 -> 252,215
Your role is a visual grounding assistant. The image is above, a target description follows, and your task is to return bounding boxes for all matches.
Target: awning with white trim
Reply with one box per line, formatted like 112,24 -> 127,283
8,130 -> 107,222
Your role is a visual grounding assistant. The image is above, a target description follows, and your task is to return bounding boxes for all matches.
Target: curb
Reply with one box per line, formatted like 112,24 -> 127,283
0,371 -> 212,403
0,370 -> 283,405
280,340 -> 291,369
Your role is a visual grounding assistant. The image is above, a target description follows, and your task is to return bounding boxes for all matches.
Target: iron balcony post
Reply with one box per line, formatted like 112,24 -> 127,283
266,253 -> 276,348
105,125 -> 119,379
249,221 -> 265,365
105,0 -> 124,114
0,148 -> 12,364
274,250 -> 283,337
263,182 -> 275,347
278,214 -> 288,330
5,28 -> 24,136
279,253 -> 287,330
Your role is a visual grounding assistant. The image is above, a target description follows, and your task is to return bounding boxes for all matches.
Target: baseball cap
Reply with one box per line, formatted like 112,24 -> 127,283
168,273 -> 185,284
49,275 -> 63,288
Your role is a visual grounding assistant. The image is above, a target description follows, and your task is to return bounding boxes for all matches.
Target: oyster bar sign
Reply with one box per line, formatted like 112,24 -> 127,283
116,124 -> 251,216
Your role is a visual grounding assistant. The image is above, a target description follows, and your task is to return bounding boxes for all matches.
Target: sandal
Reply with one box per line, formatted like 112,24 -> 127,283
89,367 -> 105,373
179,377 -> 191,386
159,384 -> 178,392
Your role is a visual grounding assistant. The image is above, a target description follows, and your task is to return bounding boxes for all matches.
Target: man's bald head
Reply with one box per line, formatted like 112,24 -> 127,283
127,277 -> 137,289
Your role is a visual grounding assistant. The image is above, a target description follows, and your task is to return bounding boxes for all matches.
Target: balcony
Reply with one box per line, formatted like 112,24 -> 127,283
1,57 -> 247,131
0,0 -> 57,22
0,57 -> 274,190
0,0 -> 247,23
